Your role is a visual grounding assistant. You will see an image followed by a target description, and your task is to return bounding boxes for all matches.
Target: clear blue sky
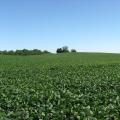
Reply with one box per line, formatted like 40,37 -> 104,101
0,0 -> 120,53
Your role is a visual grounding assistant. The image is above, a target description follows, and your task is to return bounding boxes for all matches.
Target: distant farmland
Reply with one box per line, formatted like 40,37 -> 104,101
0,53 -> 120,119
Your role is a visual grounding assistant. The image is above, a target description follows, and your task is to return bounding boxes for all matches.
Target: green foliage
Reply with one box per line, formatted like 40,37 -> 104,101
71,49 -> 77,53
0,49 -> 50,56
62,46 -> 69,53
56,48 -> 63,53
56,46 -> 69,53
0,53 -> 120,119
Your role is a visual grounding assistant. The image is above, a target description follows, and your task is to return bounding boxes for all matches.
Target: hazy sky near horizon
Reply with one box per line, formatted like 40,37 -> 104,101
0,0 -> 120,53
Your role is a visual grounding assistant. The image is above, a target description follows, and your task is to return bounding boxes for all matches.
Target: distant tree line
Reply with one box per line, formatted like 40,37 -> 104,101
0,49 -> 50,55
56,46 -> 77,53
0,46 -> 77,55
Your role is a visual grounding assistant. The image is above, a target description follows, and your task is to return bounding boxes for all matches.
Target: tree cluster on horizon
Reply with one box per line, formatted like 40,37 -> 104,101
56,46 -> 77,53
0,49 -> 50,55
0,46 -> 77,55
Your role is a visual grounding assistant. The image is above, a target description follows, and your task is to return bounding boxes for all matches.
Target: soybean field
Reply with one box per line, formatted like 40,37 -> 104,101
0,53 -> 120,120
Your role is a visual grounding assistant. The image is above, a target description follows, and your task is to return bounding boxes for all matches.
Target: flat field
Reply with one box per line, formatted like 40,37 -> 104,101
0,53 -> 120,120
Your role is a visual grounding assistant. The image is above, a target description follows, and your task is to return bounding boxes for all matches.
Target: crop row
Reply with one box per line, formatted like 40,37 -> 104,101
0,64 -> 120,119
